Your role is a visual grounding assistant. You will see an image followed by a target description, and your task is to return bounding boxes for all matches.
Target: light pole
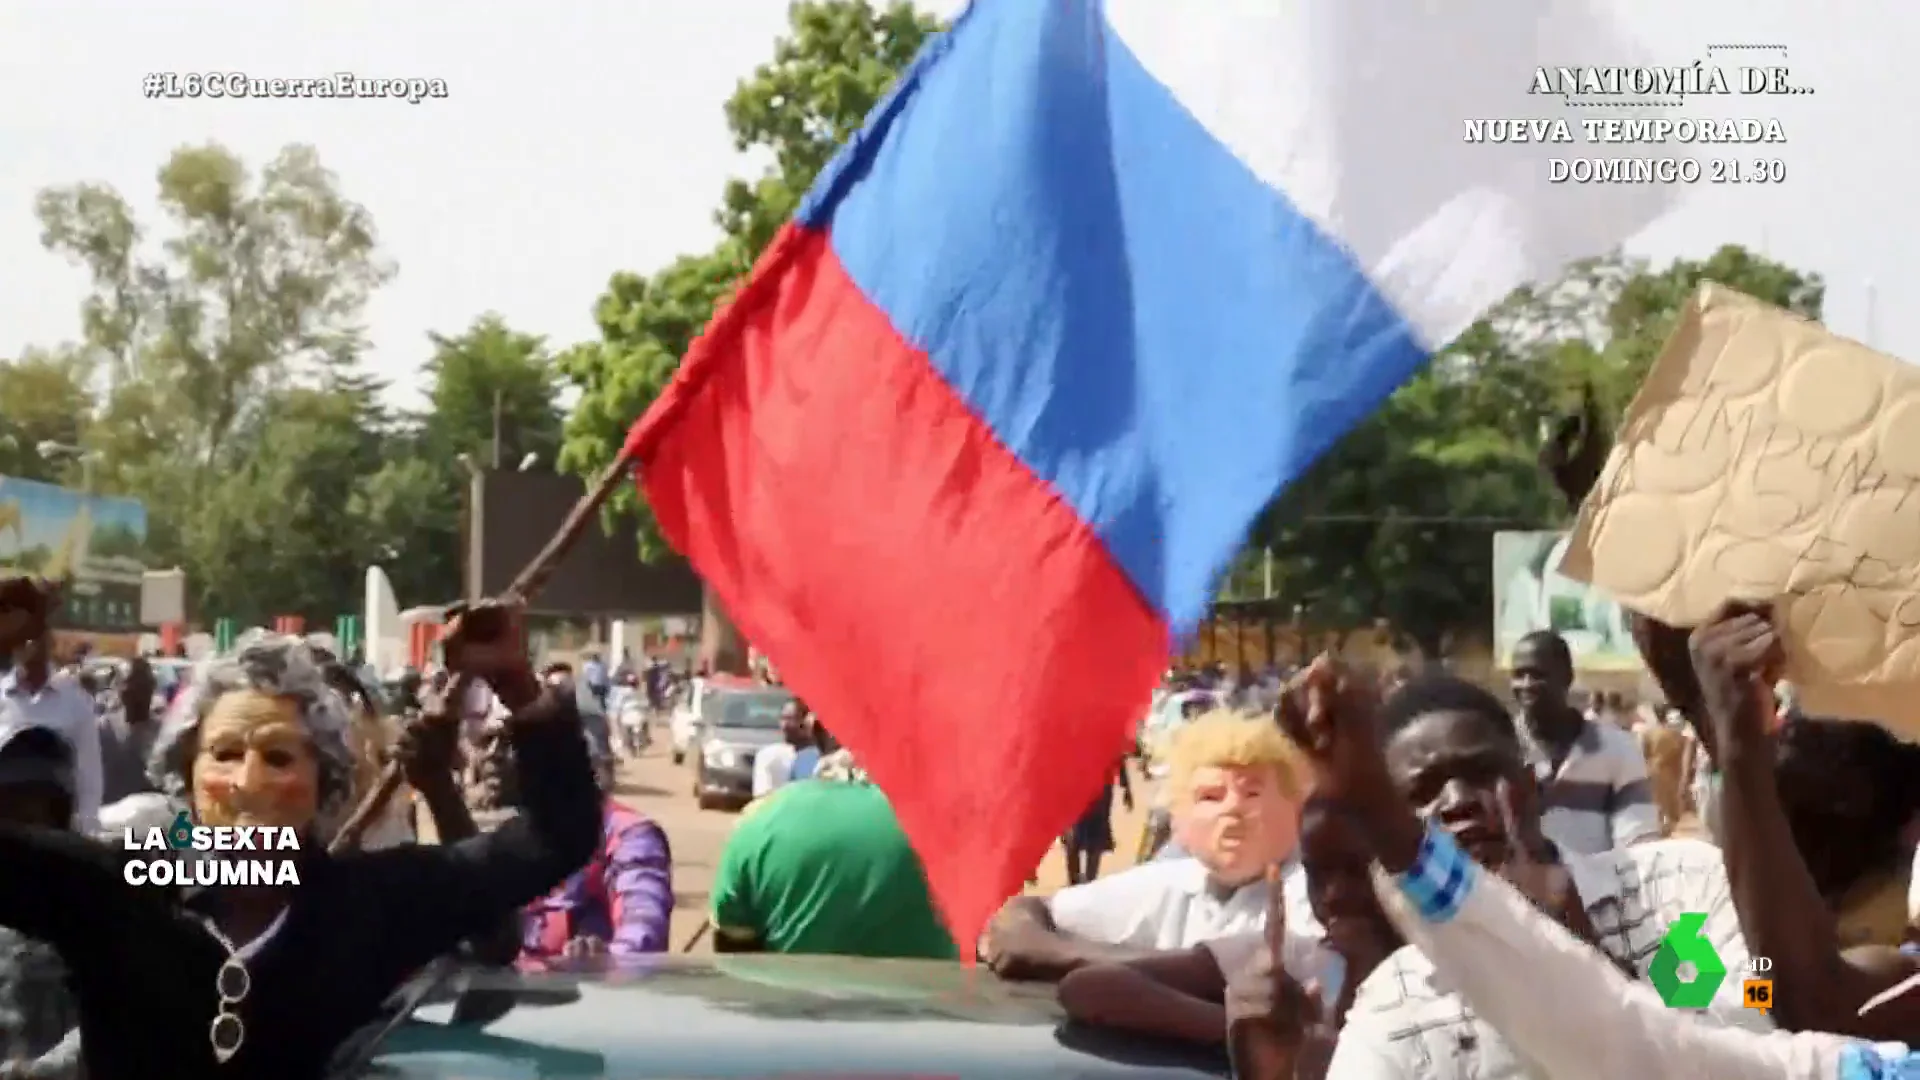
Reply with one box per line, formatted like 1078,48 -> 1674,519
456,453 -> 484,602
36,441 -> 96,491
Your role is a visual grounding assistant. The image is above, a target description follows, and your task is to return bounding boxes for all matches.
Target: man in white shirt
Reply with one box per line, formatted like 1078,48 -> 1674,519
984,711 -> 1320,980
1236,823 -> 1903,1078
0,638 -> 101,832
749,700 -> 811,800
1250,663 -> 1772,1080
1276,821 -> 1874,1080
1332,829 -> 1766,1078
1511,632 -> 1661,855
1055,797 -> 1401,1047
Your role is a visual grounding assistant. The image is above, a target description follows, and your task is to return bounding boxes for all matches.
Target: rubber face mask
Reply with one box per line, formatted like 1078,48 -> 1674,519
193,690 -> 321,832
1176,764 -> 1298,887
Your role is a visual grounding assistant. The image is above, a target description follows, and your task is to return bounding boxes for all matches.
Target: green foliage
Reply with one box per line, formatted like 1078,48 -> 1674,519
38,143 -> 392,466
421,314 -> 565,466
12,12 -> 1826,657
0,349 -> 93,483
550,0 -> 1829,660
715,0 -> 939,254
556,256 -> 746,559
1246,245 -> 1824,655
20,143 -> 560,625
559,0 -> 940,558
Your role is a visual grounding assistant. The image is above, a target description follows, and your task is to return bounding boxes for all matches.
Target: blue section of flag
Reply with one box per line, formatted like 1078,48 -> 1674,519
797,0 -> 1423,632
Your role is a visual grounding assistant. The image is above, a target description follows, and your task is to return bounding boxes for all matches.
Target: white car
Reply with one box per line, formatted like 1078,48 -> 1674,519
670,675 -> 763,764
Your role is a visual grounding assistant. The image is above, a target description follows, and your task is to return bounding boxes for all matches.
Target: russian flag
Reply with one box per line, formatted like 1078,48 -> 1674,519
629,0 -> 1677,953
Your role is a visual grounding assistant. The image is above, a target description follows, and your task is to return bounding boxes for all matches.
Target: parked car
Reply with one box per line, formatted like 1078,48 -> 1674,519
691,685 -> 794,809
667,676 -> 737,765
338,955 -> 1229,1079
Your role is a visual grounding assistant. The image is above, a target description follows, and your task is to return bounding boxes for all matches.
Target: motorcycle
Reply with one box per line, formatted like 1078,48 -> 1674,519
616,694 -> 652,756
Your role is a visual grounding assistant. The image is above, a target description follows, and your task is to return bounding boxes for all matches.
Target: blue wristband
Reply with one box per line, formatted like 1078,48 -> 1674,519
1393,824 -> 1479,924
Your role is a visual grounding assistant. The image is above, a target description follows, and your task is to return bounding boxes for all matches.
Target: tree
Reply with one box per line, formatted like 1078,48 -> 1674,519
360,314 -> 568,608
420,314 -> 565,469
181,378 -> 392,623
556,258 -> 744,560
34,142 -> 396,619
351,454 -> 461,609
1250,244 -> 1824,658
39,143 -> 393,468
714,0 -> 940,255
558,0 -> 940,670
0,349 -> 94,483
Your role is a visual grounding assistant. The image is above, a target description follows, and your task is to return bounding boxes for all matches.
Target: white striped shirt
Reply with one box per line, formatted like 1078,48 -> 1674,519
1520,716 -> 1660,855
1330,835 -> 1770,1079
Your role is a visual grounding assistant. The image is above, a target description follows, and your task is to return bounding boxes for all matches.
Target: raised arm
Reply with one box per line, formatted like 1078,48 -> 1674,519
1375,823 -> 1860,1080
0,822 -> 138,963
1689,605 -> 1920,1038
351,678 -> 601,973
392,686 -> 524,968
1533,406 -> 1724,772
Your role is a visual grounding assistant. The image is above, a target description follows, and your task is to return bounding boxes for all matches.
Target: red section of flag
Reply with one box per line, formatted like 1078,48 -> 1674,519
626,224 -> 1167,956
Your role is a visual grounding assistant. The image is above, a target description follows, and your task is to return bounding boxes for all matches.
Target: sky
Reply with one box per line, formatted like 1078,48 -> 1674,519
0,0 -> 1912,411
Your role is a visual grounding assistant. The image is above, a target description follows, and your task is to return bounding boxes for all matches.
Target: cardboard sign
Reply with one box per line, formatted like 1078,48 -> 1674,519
1558,284 -> 1920,732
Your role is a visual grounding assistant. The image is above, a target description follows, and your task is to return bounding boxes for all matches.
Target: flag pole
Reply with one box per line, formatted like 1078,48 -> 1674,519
330,445 -> 643,854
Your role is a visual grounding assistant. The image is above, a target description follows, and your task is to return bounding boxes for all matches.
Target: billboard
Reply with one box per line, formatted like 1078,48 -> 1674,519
475,470 -> 702,616
0,476 -> 150,631
1491,530 -> 1639,672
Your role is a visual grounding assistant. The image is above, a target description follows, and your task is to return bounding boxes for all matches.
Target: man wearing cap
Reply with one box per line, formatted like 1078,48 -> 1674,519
0,638 -> 100,832
0,723 -> 84,1078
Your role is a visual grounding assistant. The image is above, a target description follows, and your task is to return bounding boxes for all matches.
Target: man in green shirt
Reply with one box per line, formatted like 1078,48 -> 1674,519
711,756 -> 956,959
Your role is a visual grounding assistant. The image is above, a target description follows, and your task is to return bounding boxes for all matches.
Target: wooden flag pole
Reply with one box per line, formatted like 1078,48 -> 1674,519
329,446 -> 641,855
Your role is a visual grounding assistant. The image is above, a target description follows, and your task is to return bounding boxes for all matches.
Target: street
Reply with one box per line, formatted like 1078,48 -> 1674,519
606,738 -> 1154,953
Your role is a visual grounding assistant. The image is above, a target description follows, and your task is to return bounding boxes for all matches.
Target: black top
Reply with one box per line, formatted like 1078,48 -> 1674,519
0,689 -> 602,1080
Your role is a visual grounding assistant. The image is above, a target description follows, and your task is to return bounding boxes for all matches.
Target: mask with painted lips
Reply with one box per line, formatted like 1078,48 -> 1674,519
192,689 -> 321,833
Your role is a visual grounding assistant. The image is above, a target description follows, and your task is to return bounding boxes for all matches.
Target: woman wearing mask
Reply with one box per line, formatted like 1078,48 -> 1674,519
0,590 -> 600,1080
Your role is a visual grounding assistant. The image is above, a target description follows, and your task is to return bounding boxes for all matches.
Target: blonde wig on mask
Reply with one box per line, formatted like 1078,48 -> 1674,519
1165,710 -> 1304,807
147,632 -> 358,840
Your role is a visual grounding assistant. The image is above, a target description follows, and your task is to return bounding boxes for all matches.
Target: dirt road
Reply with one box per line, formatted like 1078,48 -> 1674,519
608,739 -> 1155,953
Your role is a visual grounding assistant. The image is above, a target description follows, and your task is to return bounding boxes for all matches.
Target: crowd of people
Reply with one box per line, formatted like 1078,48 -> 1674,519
967,440 -> 1920,1078
0,590 -> 664,1078
5,422 -> 1920,1078
642,423 -> 1920,1079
